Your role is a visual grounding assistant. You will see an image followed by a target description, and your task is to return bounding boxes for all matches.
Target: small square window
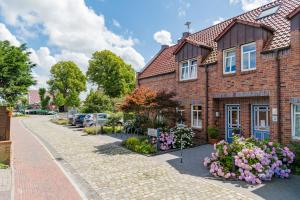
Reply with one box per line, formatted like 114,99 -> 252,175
292,104 -> 300,139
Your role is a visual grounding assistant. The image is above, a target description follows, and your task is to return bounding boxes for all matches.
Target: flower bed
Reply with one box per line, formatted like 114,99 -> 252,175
204,136 -> 295,184
157,127 -> 194,151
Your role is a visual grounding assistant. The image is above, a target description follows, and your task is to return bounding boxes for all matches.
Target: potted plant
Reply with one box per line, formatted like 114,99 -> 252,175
208,126 -> 219,144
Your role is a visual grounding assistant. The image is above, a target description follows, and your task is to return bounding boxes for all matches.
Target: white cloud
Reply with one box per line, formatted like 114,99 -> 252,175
0,0 -> 145,72
229,0 -> 275,12
112,19 -> 121,28
0,23 -> 20,46
213,17 -> 225,25
153,30 -> 173,46
178,0 -> 191,17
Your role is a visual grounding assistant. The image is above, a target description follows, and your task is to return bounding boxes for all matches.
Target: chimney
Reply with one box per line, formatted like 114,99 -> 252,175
177,32 -> 191,44
161,45 -> 169,50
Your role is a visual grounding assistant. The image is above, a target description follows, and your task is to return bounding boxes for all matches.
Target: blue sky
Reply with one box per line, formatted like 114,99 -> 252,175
0,0 -> 273,89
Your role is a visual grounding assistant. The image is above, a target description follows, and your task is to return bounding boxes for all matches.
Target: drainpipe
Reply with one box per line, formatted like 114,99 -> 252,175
275,50 -> 282,143
205,64 -> 209,143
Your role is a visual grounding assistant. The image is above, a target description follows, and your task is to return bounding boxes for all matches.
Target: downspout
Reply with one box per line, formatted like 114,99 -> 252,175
205,64 -> 209,143
275,50 -> 282,143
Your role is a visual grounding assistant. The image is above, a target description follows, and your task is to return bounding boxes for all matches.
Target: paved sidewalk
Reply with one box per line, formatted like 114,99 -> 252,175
0,168 -> 11,200
21,115 -> 258,200
11,118 -> 82,200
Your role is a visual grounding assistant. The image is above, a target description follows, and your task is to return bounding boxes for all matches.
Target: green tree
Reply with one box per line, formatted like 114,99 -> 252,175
0,41 -> 36,106
38,88 -> 51,110
48,61 -> 86,109
81,89 -> 113,113
87,50 -> 136,98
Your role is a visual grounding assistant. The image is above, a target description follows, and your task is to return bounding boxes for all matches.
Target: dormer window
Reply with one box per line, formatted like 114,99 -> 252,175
257,5 -> 280,19
223,48 -> 236,74
180,59 -> 197,80
241,42 -> 256,71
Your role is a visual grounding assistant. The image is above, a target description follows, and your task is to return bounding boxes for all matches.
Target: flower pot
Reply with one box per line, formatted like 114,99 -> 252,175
209,138 -> 218,144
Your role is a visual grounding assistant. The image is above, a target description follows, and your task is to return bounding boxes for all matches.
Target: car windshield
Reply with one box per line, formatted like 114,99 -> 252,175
97,114 -> 107,118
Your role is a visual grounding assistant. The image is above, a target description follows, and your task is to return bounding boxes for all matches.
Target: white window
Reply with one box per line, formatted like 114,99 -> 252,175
180,59 -> 197,80
223,48 -> 236,74
292,104 -> 300,139
191,105 -> 202,128
241,42 -> 256,71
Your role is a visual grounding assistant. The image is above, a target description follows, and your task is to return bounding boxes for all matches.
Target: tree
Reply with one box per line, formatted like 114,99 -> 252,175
121,87 -> 180,128
48,61 -> 86,109
0,41 -> 36,106
81,89 -> 113,113
87,50 -> 136,98
38,88 -> 51,110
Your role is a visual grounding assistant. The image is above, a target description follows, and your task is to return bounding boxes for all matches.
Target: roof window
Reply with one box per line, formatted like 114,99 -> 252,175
257,5 -> 280,19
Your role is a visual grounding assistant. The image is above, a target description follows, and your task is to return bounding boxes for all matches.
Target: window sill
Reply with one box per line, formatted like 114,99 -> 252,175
179,78 -> 198,83
222,73 -> 236,77
241,69 -> 256,75
192,127 -> 202,130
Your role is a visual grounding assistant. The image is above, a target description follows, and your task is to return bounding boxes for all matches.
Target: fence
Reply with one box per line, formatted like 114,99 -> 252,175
0,107 -> 11,165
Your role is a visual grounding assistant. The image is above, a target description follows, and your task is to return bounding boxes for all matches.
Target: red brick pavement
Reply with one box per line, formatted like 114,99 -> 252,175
11,118 -> 82,200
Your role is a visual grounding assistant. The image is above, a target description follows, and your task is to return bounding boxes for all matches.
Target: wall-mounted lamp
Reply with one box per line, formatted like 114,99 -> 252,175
215,112 -> 220,117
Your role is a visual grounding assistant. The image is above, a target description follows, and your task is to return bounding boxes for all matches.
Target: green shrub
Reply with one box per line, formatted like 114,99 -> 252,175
289,142 -> 300,175
123,137 -> 156,154
103,126 -> 113,134
124,137 -> 140,149
51,118 -> 69,125
208,127 -> 219,139
0,162 -> 9,169
83,126 -> 100,135
171,127 -> 194,149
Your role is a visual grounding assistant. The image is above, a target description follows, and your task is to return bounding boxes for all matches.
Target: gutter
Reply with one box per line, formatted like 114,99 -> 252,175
275,49 -> 282,143
205,64 -> 209,143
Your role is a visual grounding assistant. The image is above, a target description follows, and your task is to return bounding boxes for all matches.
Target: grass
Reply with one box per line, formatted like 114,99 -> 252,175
0,163 -> 9,169
83,126 -> 124,135
51,118 -> 69,125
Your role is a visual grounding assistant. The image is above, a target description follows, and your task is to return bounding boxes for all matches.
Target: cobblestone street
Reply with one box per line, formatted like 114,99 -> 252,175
16,115 -> 263,200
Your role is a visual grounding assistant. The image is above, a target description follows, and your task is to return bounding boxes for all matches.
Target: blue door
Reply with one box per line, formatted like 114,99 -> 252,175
252,105 -> 270,140
226,105 -> 240,143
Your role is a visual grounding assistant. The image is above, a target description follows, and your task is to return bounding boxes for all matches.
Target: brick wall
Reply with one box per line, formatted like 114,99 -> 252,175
138,32 -> 300,145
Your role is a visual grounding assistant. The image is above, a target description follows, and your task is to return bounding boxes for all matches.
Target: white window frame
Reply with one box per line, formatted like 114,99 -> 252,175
292,104 -> 300,140
241,42 -> 256,72
223,48 -> 236,74
191,105 -> 202,128
180,59 -> 197,81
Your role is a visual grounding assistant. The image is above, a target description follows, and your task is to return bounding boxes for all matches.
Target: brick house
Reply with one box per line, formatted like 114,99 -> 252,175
137,0 -> 300,144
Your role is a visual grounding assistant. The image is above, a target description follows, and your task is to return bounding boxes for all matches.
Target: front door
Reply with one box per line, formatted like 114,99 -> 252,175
225,105 -> 240,143
252,105 -> 270,140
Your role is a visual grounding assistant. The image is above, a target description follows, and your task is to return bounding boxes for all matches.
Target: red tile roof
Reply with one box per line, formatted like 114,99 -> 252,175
139,0 -> 300,79
287,5 -> 300,19
138,45 -> 178,79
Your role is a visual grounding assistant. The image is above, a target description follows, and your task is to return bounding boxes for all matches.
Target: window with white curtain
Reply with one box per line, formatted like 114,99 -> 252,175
180,59 -> 197,80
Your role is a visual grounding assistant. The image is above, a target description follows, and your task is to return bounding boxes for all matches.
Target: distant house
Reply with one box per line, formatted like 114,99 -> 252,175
27,90 -> 54,110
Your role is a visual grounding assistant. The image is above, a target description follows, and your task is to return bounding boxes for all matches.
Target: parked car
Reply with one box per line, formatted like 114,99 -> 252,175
74,114 -> 87,127
94,113 -> 109,126
83,114 -> 94,127
71,114 -> 81,126
68,109 -> 77,124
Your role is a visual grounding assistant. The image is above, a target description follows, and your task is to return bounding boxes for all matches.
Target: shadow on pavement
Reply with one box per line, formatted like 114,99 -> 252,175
93,142 -> 132,155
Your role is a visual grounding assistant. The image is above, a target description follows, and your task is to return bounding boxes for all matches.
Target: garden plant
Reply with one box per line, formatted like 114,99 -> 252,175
204,136 -> 295,184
